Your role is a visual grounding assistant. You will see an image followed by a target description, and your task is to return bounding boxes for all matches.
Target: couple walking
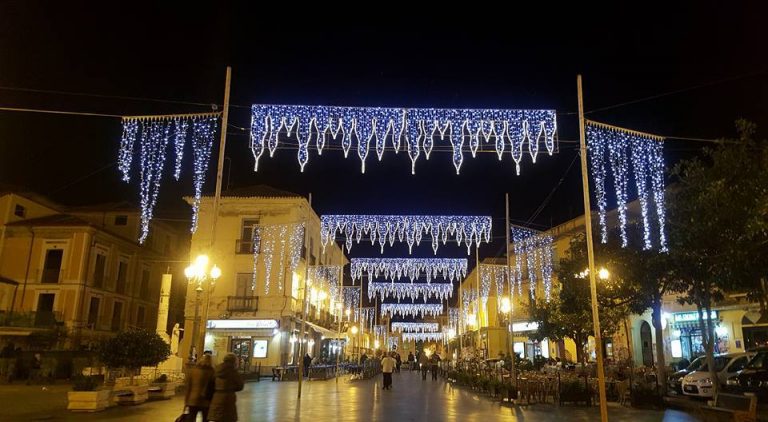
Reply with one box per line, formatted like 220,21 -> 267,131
183,353 -> 244,422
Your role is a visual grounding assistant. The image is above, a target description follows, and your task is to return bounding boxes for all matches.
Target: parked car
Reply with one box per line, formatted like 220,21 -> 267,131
682,353 -> 753,398
668,356 -> 704,394
725,349 -> 768,400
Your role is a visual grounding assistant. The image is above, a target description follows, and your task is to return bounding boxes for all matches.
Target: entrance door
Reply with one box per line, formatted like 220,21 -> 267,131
640,321 -> 653,367
35,293 -> 55,327
230,338 -> 251,373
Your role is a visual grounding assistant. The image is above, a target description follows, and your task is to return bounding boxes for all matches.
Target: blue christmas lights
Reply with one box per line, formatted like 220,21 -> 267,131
321,215 -> 492,254
380,303 -> 443,318
368,280 -> 454,302
391,322 -> 440,333
250,104 -> 557,175
586,122 -> 667,251
351,258 -> 468,284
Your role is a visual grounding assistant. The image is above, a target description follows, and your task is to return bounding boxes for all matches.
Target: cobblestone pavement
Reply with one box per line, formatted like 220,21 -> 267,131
0,371 -> 700,421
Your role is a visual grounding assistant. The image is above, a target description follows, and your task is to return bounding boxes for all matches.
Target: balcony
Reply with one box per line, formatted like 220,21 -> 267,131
227,296 -> 258,312
235,239 -> 255,255
0,311 -> 64,328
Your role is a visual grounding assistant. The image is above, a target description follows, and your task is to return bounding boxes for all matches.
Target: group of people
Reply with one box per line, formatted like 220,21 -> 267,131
380,350 -> 442,390
0,342 -> 42,384
183,352 -> 244,422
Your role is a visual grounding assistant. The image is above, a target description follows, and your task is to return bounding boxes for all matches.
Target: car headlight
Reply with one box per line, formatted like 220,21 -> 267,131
698,378 -> 712,386
726,377 -> 739,386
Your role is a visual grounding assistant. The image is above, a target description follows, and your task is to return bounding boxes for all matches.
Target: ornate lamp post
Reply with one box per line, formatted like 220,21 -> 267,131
185,254 -> 221,363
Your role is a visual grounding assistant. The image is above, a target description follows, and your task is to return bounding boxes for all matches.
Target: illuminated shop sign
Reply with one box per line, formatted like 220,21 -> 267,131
512,322 -> 539,332
206,319 -> 279,329
673,311 -> 717,323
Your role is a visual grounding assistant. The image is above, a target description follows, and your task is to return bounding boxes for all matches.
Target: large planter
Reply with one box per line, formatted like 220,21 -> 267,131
148,381 -> 180,400
67,390 -> 111,412
114,385 -> 149,405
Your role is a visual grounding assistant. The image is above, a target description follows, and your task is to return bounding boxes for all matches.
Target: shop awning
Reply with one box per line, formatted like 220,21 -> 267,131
296,319 -> 336,337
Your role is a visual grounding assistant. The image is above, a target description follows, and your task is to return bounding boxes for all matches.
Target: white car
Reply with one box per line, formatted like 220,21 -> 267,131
682,352 -> 753,398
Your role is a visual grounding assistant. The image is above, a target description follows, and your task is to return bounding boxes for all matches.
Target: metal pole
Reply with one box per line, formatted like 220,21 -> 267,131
475,245 -> 481,358
459,274 -> 464,359
357,285 -> 363,365
336,265 -> 342,384
506,193 -> 517,381
189,287 -> 202,362
298,194 -> 312,398
577,74 -> 609,422
210,66 -> 232,247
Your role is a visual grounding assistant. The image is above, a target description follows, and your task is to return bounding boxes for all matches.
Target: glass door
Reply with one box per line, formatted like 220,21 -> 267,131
230,338 -> 251,373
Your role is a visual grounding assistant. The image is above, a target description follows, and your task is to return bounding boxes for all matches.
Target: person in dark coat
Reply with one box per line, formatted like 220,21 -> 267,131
418,352 -> 429,380
303,353 -> 312,379
208,353 -> 244,422
407,352 -> 415,371
430,353 -> 441,380
184,354 -> 215,422
394,352 -> 402,373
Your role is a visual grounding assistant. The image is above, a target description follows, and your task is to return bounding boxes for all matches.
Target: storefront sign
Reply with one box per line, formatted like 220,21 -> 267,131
206,319 -> 279,330
673,311 -> 717,323
512,322 -> 539,332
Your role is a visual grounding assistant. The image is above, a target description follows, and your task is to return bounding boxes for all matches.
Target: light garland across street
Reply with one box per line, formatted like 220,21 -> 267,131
402,332 -> 444,343
391,322 -> 440,333
380,303 -> 444,318
351,258 -> 467,284
367,281 -> 453,302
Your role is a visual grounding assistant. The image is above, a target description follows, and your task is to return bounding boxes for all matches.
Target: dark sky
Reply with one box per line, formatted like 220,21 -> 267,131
1,2 -> 767,264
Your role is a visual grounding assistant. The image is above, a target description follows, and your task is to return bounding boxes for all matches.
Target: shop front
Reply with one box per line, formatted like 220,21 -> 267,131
669,311 -> 725,361
204,318 -> 282,375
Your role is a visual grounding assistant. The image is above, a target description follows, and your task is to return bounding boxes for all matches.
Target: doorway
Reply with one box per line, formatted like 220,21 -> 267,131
230,338 -> 251,373
35,293 -> 55,327
640,321 -> 653,366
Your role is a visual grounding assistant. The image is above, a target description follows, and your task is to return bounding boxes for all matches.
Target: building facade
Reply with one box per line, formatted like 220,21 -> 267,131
179,186 -> 350,375
0,189 -> 188,350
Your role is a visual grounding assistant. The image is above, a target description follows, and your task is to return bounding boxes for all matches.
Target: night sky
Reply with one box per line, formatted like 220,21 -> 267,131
1,3 -> 767,266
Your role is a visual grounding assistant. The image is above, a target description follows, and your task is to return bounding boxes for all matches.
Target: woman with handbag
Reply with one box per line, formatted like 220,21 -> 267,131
184,354 -> 215,422
208,353 -> 244,422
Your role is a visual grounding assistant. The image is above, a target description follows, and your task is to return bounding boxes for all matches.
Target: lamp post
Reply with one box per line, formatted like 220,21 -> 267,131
185,255 -> 221,363
500,296 -> 512,359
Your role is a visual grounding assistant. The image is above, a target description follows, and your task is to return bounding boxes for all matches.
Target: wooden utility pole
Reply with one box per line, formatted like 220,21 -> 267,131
505,193 -> 516,381
577,74 -> 609,422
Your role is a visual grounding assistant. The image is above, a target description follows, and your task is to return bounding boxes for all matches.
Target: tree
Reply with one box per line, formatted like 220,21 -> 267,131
98,328 -> 170,385
529,234 -> 631,364
668,120 -> 768,396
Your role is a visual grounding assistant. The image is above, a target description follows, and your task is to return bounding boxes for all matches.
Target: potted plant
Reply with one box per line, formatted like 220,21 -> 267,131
67,375 -> 110,412
98,328 -> 170,405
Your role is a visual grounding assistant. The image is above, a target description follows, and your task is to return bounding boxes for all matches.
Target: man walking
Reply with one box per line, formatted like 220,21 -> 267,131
381,352 -> 396,390
418,351 -> 429,380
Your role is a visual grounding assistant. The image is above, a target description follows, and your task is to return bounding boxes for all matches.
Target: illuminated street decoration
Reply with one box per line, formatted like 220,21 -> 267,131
309,265 -> 342,302
402,332 -> 444,342
380,303 -> 443,318
343,287 -> 361,317
586,121 -> 667,251
250,104 -> 557,174
448,307 -> 460,329
479,264 -> 509,306
512,227 -> 554,302
321,215 -> 492,254
351,258 -> 467,284
355,307 -> 376,330
391,322 -> 440,333
461,289 -> 477,324
368,281 -> 453,302
251,223 -> 305,295
118,113 -> 220,242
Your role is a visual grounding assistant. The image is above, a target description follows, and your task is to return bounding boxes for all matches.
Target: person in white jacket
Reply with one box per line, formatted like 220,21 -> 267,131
381,353 -> 396,390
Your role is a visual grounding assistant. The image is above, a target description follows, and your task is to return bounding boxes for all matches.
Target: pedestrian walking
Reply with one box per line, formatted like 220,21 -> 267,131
394,352 -> 402,373
381,353 -> 396,390
303,353 -> 312,379
418,351 -> 429,380
208,353 -> 244,422
27,353 -> 41,385
407,352 -> 415,371
184,354 -> 215,422
430,353 -> 441,380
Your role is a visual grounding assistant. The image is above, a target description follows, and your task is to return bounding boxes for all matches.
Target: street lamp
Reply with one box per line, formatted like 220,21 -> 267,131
185,254 -> 221,363
499,296 -> 512,358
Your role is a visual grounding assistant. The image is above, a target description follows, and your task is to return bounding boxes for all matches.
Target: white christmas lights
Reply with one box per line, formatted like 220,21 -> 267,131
479,264 -> 509,301
402,332 -> 444,342
380,303 -> 443,318
136,120 -> 171,244
351,258 -> 467,284
321,215 -> 492,254
586,122 -> 667,251
250,104 -> 557,175
391,322 -> 440,333
189,116 -> 218,233
343,287 -> 361,314
251,223 -> 305,295
368,281 -> 453,302
512,227 -> 554,302
308,265 -> 342,301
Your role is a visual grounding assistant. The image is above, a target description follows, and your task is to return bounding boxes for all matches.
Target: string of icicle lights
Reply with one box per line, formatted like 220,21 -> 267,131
391,322 -> 440,333
343,286 -> 361,318
448,307 -> 460,330
367,281 -> 453,302
387,337 -> 399,350
118,113 -> 220,243
402,332 -> 444,343
374,325 -> 387,337
380,303 -> 444,318
586,121 -> 667,251
355,307 -> 376,330
512,227 -> 554,302
321,215 -> 492,254
351,258 -> 467,284
251,223 -> 305,294
308,265 -> 342,302
250,105 -> 557,175
479,264 -> 509,308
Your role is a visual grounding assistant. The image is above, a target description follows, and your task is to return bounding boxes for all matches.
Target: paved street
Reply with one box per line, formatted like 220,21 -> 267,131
0,371 -> 699,421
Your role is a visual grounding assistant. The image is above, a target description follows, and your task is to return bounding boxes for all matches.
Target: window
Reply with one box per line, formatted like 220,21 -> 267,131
93,253 -> 107,288
14,204 -> 26,218
730,357 -> 748,373
140,269 -> 150,300
235,273 -> 254,297
114,215 -> 128,226
111,302 -> 123,331
116,261 -> 128,294
238,219 -> 260,254
35,293 -> 56,327
42,249 -> 63,283
87,297 -> 100,328
136,305 -> 146,328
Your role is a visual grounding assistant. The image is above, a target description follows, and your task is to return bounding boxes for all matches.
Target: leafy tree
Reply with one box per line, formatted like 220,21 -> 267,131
98,328 -> 170,385
668,120 -> 768,396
